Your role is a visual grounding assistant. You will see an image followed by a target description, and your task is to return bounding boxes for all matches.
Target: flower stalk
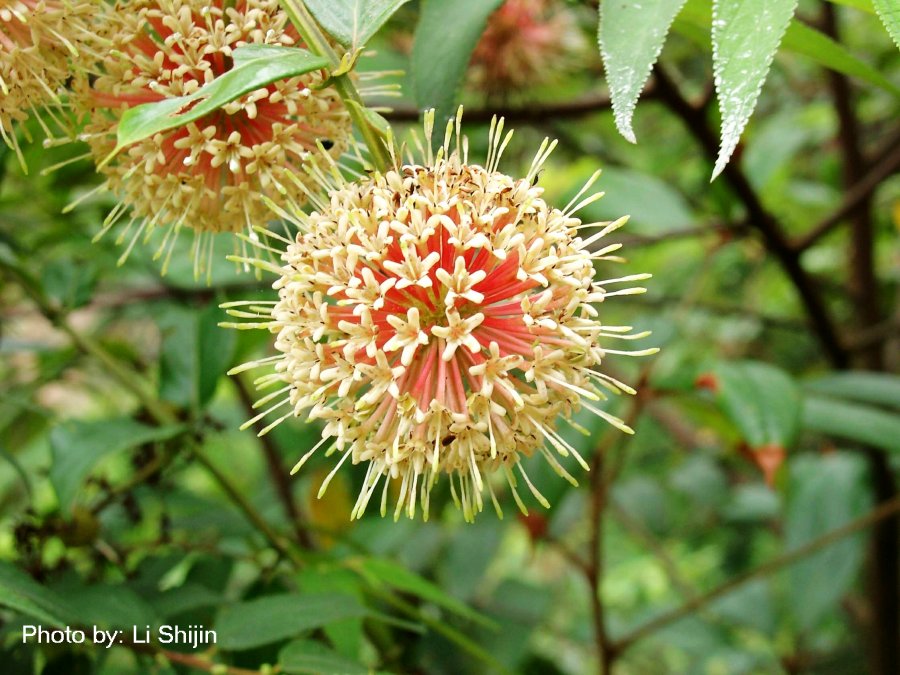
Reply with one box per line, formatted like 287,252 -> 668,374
279,0 -> 392,171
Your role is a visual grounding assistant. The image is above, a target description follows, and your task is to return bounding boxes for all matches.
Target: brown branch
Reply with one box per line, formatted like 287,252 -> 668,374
381,90 -> 638,124
586,373 -> 651,674
234,378 -> 315,550
632,295 -> 809,331
126,640 -> 265,675
793,136 -> 900,252
821,7 -> 897,673
651,67 -> 848,368
846,315 -> 900,352
822,4 -> 884,370
608,500 -> 758,639
645,401 -> 704,450
612,222 -> 737,248
613,491 -> 900,655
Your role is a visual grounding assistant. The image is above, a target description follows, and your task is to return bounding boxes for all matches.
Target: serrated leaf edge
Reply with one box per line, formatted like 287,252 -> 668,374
598,0 -> 688,144
711,0 -> 799,180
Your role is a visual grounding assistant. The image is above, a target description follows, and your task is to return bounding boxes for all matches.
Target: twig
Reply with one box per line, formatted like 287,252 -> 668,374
612,491 -> 900,655
126,640 -> 265,674
651,67 -> 848,368
793,136 -> 900,252
192,445 -> 305,568
608,500 -> 754,638
630,295 -> 809,332
821,7 -> 896,673
0,258 -> 177,425
233,378 -> 315,550
822,4 -> 883,370
611,222 -> 736,248
846,315 -> 900,352
90,444 -> 180,515
381,91 -> 632,124
367,587 -> 513,675
586,373 -> 651,674
281,0 -> 390,170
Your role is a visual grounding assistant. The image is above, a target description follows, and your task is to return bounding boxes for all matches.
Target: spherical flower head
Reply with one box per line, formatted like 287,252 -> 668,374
227,111 -> 656,522
0,1 -> 94,163
76,0 -> 351,275
470,0 -> 586,99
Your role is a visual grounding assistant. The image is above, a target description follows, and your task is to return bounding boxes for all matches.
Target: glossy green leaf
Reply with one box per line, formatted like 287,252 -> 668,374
50,418 -> 184,512
114,45 -> 329,154
711,0 -> 799,179
215,593 -> 369,650
599,0 -> 688,143
346,99 -> 391,140
678,1 -> 896,96
786,453 -> 870,631
804,372 -> 900,409
782,21 -> 900,97
159,302 -> 236,410
0,561 -> 77,626
356,557 -> 494,627
873,0 -> 900,49
803,396 -> 900,453
411,0 -> 505,122
304,0 -> 409,50
712,361 -> 802,449
279,640 -> 369,675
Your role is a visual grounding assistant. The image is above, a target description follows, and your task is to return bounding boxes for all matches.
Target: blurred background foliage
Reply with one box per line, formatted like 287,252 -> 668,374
1,0 -> 899,673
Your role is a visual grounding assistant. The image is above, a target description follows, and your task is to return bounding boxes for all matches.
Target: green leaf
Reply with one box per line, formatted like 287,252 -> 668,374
279,640 -> 369,675
41,262 -> 96,311
712,361 -> 802,450
52,583 -> 157,629
411,0 -> 505,123
804,372 -> 900,409
827,0 -> 875,13
598,0 -> 688,143
785,453 -> 870,632
147,583 -> 221,619
114,45 -> 329,154
0,561 -> 77,626
346,99 -> 391,140
572,164 -> 696,234
782,21 -> 900,97
356,557 -> 494,628
304,0 -> 410,50
803,396 -> 900,453
50,418 -> 184,512
677,1 -> 897,95
873,0 -> 900,49
711,0 -> 799,179
159,303 -> 236,410
437,520 -> 503,601
215,593 -> 370,651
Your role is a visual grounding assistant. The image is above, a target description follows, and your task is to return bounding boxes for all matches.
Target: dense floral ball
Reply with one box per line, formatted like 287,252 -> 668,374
228,113 -> 655,521
470,0 -> 586,99
0,0 -> 93,163
77,0 -> 351,273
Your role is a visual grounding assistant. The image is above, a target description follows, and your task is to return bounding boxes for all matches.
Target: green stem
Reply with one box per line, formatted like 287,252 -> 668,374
280,0 -> 391,172
0,259 -> 176,426
192,445 -> 306,568
366,587 -> 513,675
